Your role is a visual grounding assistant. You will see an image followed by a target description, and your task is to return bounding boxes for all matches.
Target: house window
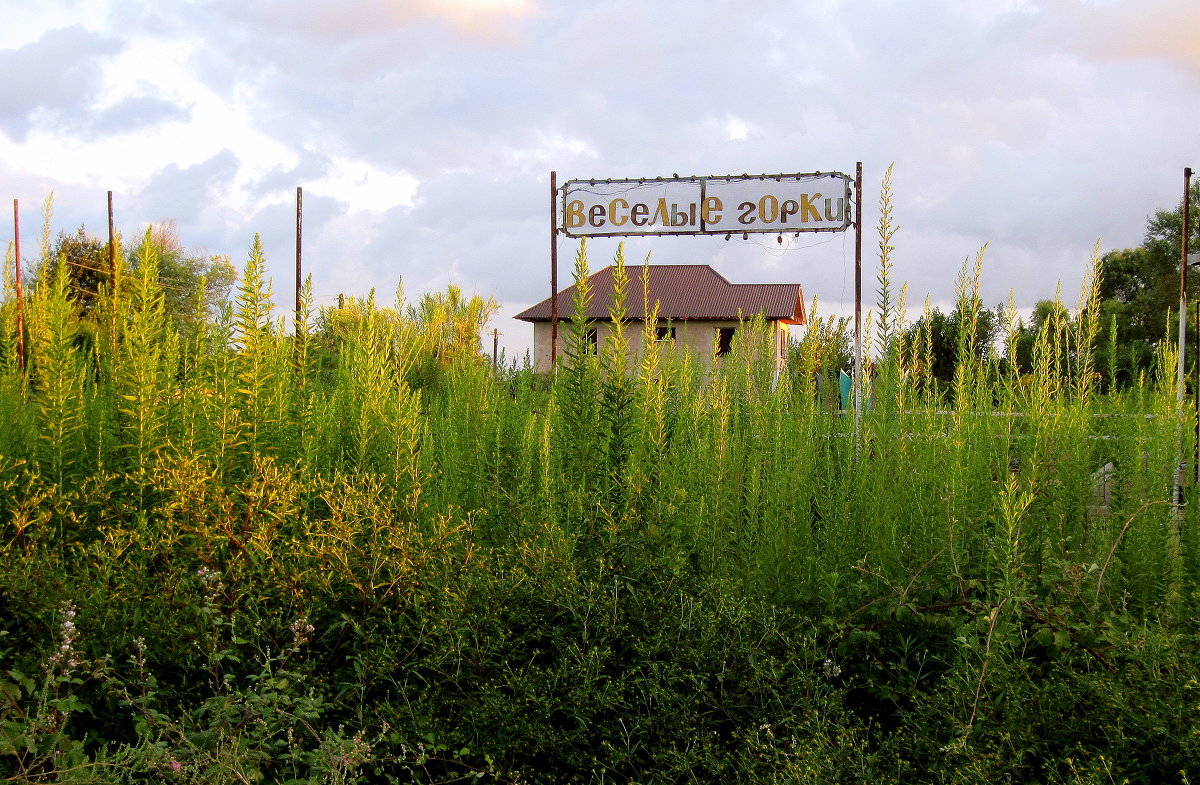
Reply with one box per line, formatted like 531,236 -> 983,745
655,326 -> 675,341
583,327 -> 598,355
717,327 -> 735,356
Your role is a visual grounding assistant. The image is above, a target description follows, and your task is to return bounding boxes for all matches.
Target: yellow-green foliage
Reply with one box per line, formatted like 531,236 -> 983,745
0,228 -> 1198,785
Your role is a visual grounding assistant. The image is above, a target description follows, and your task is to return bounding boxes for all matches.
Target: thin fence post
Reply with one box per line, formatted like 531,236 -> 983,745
1177,168 -> 1191,405
1174,168 -> 1192,510
108,190 -> 118,351
854,162 -> 863,446
295,186 -> 303,332
13,199 -> 25,372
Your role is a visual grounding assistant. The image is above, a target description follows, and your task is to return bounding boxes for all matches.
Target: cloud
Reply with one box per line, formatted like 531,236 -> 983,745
1044,0 -> 1200,78
3,0 -> 1197,366
386,0 -> 539,39
0,25 -> 122,140
243,149 -> 334,202
89,94 -> 191,135
133,150 -> 242,232
211,0 -> 539,46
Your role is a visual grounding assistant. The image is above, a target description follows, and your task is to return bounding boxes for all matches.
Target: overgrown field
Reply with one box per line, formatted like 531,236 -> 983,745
2,232 -> 1199,784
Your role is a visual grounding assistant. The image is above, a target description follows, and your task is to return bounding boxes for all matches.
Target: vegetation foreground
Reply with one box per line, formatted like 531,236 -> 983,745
2,215 -> 1200,783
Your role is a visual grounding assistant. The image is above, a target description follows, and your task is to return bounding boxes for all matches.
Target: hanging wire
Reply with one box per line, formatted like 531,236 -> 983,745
839,227 -> 851,308
62,258 -> 192,293
730,230 -> 841,258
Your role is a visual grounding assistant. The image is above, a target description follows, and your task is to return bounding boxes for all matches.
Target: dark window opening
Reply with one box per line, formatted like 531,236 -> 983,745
655,326 -> 676,341
717,327 -> 735,356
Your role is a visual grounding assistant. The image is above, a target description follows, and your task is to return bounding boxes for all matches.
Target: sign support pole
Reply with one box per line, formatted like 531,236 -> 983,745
550,170 -> 559,370
854,162 -> 863,443
549,169 -> 854,376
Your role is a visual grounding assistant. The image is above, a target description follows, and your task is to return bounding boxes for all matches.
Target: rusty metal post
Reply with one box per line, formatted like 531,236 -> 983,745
107,190 -> 117,349
13,199 -> 24,372
295,186 -> 303,329
853,162 -> 863,441
107,191 -> 116,281
1172,168 -> 1193,509
492,328 -> 499,369
1178,168 -> 1192,405
550,170 -> 559,371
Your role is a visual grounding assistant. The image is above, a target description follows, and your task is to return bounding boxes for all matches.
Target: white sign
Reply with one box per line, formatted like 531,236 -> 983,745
560,172 -> 852,238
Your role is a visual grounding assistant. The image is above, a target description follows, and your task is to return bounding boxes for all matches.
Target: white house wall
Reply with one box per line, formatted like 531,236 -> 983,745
529,320 -> 792,373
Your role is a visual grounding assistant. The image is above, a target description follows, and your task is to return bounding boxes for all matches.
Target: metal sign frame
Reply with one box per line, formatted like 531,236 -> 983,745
547,165 -> 864,438
559,171 -> 853,238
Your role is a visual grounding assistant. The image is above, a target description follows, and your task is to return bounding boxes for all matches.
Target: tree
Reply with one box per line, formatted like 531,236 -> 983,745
310,283 -> 499,392
38,222 -> 235,340
408,283 -> 499,364
901,301 -> 1001,388
45,226 -> 111,319
1007,298 -> 1071,376
789,312 -> 852,380
128,222 -> 236,336
1098,181 -> 1200,384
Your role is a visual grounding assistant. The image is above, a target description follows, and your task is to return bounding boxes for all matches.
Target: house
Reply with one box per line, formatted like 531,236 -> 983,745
514,264 -> 806,372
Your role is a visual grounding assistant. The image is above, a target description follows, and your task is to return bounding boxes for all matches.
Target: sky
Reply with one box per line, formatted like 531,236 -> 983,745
2,0 -> 1198,361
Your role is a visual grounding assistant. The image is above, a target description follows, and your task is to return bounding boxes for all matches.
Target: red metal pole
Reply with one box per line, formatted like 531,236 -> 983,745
1179,169 -> 1192,404
550,170 -> 559,370
107,190 -> 116,285
295,186 -> 303,328
13,199 -> 24,372
853,162 -> 863,436
108,190 -> 117,349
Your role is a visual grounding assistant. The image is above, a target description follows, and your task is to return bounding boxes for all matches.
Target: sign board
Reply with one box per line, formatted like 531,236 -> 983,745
560,172 -> 852,238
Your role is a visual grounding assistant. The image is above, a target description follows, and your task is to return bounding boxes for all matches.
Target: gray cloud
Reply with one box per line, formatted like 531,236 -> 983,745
1043,0 -> 1200,79
90,95 -> 191,135
0,25 -> 122,140
248,148 -> 334,201
131,150 -> 242,238
5,0 -> 1197,360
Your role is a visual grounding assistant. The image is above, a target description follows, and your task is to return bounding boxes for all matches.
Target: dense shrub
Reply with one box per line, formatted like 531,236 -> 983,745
1,231 -> 1198,783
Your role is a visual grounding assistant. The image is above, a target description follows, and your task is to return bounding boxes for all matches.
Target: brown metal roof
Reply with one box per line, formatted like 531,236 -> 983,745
515,264 -> 805,324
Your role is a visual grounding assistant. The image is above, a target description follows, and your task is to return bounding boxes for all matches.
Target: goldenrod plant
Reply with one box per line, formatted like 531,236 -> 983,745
1,183 -> 1198,784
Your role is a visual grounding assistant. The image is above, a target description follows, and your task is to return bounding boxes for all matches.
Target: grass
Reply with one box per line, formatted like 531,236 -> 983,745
0,208 -> 1198,783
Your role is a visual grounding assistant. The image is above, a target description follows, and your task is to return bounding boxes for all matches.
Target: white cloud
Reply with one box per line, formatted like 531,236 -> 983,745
308,158 -> 419,212
1,0 -> 1197,364
408,0 -> 538,30
725,116 -> 750,142
0,0 -> 111,48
